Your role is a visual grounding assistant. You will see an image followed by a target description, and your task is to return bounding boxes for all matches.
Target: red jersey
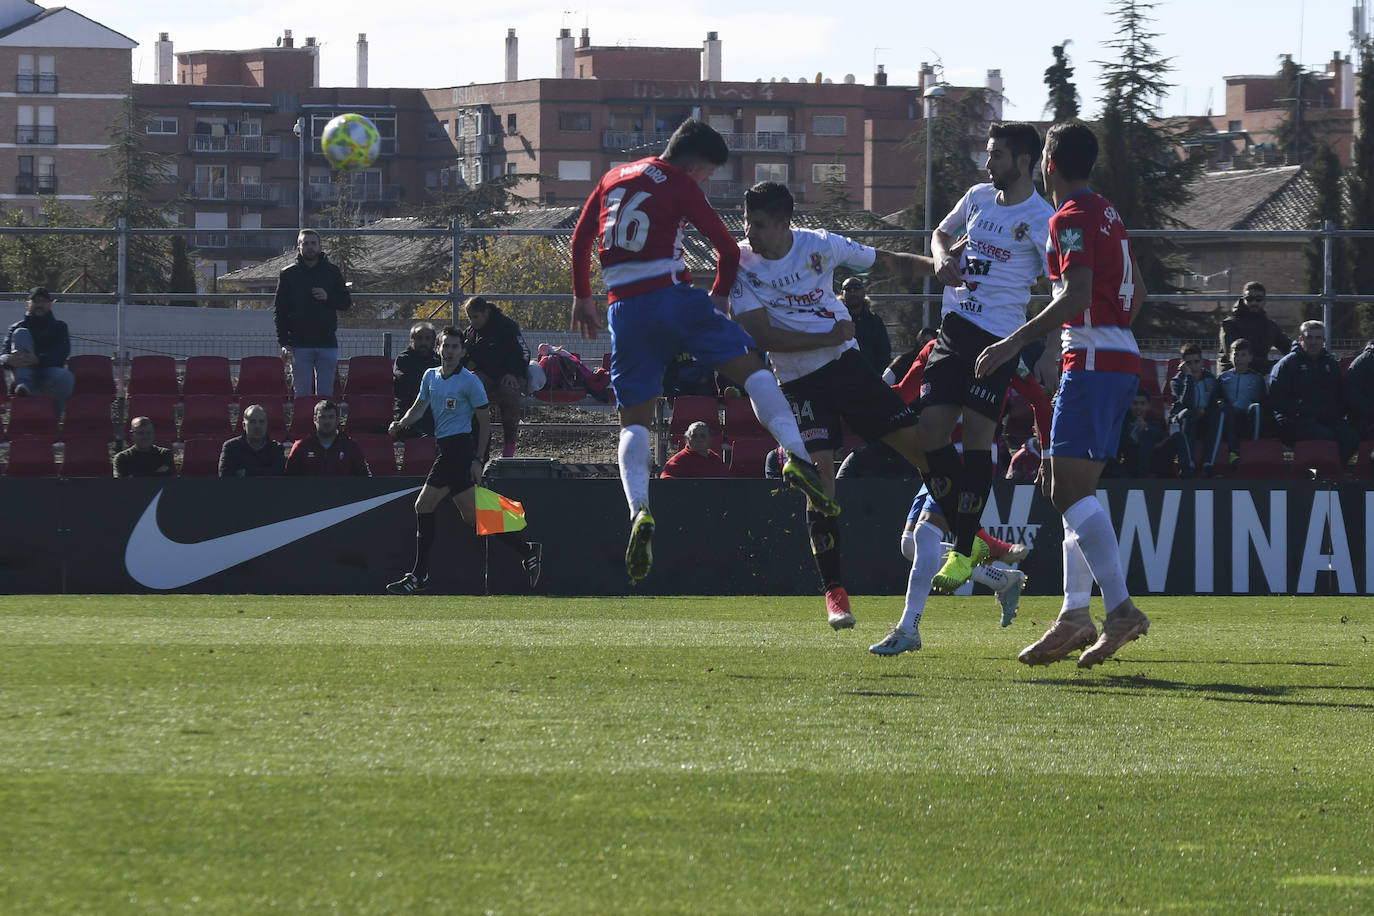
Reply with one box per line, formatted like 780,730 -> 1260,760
1046,190 -> 1139,374
571,156 -> 739,303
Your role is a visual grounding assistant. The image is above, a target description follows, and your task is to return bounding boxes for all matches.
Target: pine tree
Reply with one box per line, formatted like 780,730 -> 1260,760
95,95 -> 180,298
168,234 -> 198,307
1349,48 -> 1374,336
1043,41 -> 1080,120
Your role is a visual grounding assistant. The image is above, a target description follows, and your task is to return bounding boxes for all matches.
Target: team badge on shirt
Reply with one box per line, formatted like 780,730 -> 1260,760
1058,227 -> 1084,252
445,397 -> 456,410
1013,222 -> 1031,241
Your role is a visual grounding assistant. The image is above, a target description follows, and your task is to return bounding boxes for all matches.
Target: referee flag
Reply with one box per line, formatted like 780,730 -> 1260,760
473,486 -> 528,535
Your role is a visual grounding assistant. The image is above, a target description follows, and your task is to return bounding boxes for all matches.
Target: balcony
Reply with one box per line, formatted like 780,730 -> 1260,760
705,179 -> 806,204
16,175 -> 57,195
188,181 -> 289,204
191,233 -> 228,249
303,182 -> 403,208
191,232 -> 287,253
188,135 -> 282,155
308,136 -> 397,158
16,125 -> 57,145
602,130 -> 806,154
16,74 -> 57,93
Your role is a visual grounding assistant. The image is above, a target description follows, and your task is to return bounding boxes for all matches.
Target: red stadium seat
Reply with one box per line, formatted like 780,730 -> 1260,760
67,354 -> 116,397
1292,439 -> 1344,481
724,396 -> 767,440
6,396 -> 60,442
341,394 -> 393,435
351,433 -> 398,475
60,437 -> 113,477
236,355 -> 290,399
289,395 -> 325,440
179,437 -> 223,477
1232,439 -> 1288,479
125,395 -> 178,443
61,394 -> 116,442
341,356 -> 393,398
127,355 -> 179,397
1137,357 -> 1161,397
182,356 -> 234,398
180,396 -> 233,440
668,395 -> 721,449
726,436 -> 776,478
401,436 -> 436,475
5,438 -> 56,477
238,397 -> 287,441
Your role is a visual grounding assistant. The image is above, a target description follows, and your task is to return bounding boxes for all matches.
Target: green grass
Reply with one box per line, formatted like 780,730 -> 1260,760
2,595 -> 1372,914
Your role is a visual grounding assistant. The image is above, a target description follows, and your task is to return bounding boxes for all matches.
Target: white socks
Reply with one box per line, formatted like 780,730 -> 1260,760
970,564 -> 1010,591
743,369 -> 808,457
1060,518 -> 1094,613
1063,495 -> 1129,612
618,425 -> 651,518
898,521 -> 943,633
899,528 -> 916,561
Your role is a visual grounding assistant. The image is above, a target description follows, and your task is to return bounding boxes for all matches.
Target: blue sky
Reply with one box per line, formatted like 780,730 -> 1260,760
78,0 -> 1358,121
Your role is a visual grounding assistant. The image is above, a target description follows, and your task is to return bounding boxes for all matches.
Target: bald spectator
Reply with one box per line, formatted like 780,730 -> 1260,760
462,296 -> 528,458
1219,281 -> 1290,375
660,421 -> 728,478
285,399 -> 371,476
113,417 -> 174,477
219,404 -> 287,477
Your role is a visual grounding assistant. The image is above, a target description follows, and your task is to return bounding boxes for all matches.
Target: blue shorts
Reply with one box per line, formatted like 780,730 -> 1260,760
1049,370 -> 1138,461
608,284 -> 756,408
906,485 -> 941,524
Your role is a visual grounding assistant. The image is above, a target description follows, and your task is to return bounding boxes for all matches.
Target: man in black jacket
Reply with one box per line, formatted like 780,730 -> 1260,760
1,287 -> 74,416
219,404 -> 287,477
1345,339 -> 1374,439
274,229 -> 352,397
1268,320 -> 1358,463
392,322 -> 441,439
1218,281 -> 1290,374
841,276 -> 891,375
462,296 -> 528,458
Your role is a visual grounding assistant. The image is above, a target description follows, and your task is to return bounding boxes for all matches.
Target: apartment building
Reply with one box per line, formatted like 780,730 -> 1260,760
0,0 -> 134,219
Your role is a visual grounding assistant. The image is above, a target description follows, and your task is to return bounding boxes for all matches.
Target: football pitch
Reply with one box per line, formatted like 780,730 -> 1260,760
2,594 -> 1372,913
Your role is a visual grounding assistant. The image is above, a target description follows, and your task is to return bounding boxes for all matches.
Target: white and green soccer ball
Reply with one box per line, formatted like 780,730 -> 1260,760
320,113 -> 381,171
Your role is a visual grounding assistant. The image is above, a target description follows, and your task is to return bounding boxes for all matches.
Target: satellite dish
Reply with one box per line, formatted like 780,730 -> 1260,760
844,74 -> 855,84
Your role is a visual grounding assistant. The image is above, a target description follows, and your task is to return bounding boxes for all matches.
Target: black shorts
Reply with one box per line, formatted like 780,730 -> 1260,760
922,312 -> 1016,421
426,433 -> 477,491
780,348 -> 918,452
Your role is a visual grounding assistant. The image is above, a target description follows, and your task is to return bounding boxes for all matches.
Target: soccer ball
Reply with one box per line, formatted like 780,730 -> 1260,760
320,113 -> 380,171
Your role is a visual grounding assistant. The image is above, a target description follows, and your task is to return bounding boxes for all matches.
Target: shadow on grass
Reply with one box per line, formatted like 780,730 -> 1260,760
1023,672 -> 1374,710
849,690 -> 923,698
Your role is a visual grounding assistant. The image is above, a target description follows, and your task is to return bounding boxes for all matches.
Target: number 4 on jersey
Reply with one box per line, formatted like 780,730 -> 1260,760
604,189 -> 652,253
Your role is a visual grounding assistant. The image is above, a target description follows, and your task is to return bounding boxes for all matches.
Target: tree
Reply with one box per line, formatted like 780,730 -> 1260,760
1303,143 -> 1352,330
94,95 -> 179,297
1093,0 -> 1207,338
1043,41 -> 1080,120
0,198 -> 93,293
167,234 -> 198,306
465,236 -> 600,331
1272,55 -> 1328,166
1349,47 -> 1374,336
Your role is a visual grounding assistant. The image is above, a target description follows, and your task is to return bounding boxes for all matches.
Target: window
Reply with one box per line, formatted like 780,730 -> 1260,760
17,54 -> 56,93
557,160 -> 592,181
708,114 -> 734,135
754,163 -> 788,184
812,115 -> 847,137
812,163 -> 846,184
239,119 -> 262,137
506,163 -> 516,176
424,169 -> 438,189
559,111 -> 592,132
146,117 -> 178,135
425,121 -> 444,141
507,113 -> 517,133
1228,120 -> 1242,132
37,155 -> 55,194
195,165 -> 227,199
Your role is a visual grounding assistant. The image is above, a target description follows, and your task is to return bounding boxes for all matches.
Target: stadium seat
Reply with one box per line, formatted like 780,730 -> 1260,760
179,437 -> 223,477
724,397 -> 767,440
127,355 -> 179,397
238,397 -> 288,441
1232,439 -> 1288,479
342,394 -> 394,435
61,394 -> 117,442
341,356 -> 393,398
401,436 -> 436,475
1137,357 -> 1162,397
125,395 -> 178,443
1292,439 -> 1344,482
352,432 -> 398,475
668,395 -> 721,449
67,354 -> 117,397
182,356 -> 234,397
289,395 -> 324,440
180,396 -> 233,440
6,396 -> 60,442
726,436 -> 776,478
5,438 -> 56,477
236,355 -> 290,400
60,437 -> 113,477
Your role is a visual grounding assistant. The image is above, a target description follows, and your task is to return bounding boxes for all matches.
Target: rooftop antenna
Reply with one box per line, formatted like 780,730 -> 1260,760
873,47 -> 890,74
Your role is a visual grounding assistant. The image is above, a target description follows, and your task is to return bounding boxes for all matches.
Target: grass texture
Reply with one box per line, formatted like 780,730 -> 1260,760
2,594 -> 1372,913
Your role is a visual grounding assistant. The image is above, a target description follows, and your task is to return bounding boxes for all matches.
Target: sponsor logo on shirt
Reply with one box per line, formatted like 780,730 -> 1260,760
1058,227 -> 1084,252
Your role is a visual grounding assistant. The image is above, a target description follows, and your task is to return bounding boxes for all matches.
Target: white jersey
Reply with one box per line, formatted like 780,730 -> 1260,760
730,228 -> 877,383
937,183 -> 1054,338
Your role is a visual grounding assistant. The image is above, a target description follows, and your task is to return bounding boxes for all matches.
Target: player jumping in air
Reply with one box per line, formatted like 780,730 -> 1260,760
570,120 -> 833,584
974,121 -> 1150,668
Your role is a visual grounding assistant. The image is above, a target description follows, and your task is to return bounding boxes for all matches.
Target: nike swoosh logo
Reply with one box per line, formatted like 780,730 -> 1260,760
125,486 -> 419,589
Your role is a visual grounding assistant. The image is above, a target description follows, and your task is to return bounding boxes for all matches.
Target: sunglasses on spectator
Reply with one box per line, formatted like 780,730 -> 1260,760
1244,294 -> 1265,303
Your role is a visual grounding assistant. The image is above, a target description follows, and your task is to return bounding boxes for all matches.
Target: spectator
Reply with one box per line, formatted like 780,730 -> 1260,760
1214,338 -> 1267,461
881,327 -> 938,385
1268,320 -> 1359,464
1006,432 -> 1043,482
1110,389 -> 1173,479
274,228 -> 352,397
659,421 -> 728,478
393,322 -> 440,439
1,287 -> 74,417
113,416 -> 174,477
285,399 -> 371,476
462,296 -> 529,458
1345,338 -> 1374,439
841,276 -> 891,375
662,351 -> 718,398
218,404 -> 287,477
1219,281 -> 1290,374
1167,343 -> 1220,477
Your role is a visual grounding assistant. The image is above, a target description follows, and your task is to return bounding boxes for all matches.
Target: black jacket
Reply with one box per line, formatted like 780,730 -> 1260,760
1267,341 -> 1346,427
273,253 -> 352,349
393,346 -> 441,417
1218,302 -> 1290,374
851,308 -> 892,376
1345,340 -> 1374,431
463,307 -> 528,381
2,310 -> 70,368
218,434 -> 287,477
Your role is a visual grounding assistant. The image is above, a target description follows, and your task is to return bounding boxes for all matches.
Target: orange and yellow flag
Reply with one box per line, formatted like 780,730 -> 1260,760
473,486 -> 528,535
